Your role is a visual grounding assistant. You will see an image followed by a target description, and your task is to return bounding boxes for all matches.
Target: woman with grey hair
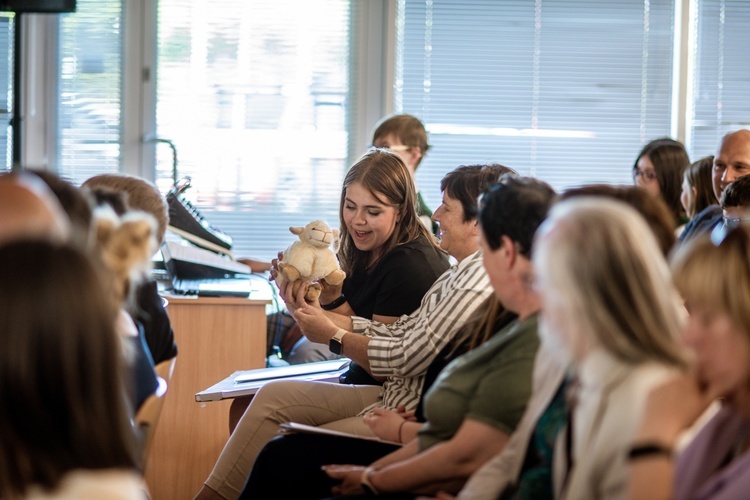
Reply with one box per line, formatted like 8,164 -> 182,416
531,197 -> 688,499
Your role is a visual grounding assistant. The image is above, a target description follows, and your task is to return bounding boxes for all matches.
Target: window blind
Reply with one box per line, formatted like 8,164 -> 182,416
396,0 -> 676,209
154,0 -> 353,261
0,14 -> 12,171
56,0 -> 123,183
689,0 -> 750,159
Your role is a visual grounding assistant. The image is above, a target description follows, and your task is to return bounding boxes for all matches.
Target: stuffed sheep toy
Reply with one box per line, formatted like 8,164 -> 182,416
92,205 -> 158,307
276,220 -> 346,302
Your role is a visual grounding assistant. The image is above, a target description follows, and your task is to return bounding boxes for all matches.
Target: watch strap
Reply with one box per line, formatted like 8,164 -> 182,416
321,294 -> 346,311
329,328 -> 347,354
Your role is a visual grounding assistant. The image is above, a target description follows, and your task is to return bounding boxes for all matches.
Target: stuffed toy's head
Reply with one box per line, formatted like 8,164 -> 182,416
92,205 -> 158,309
290,220 -> 339,249
276,220 -> 346,301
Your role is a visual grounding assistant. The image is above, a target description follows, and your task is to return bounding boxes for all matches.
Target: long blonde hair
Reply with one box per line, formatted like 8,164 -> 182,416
534,197 -> 688,368
671,226 -> 750,337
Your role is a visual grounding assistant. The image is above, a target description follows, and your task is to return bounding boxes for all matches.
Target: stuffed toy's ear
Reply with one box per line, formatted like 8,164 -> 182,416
290,226 -> 304,235
94,209 -> 157,306
92,205 -> 119,249
115,213 -> 158,274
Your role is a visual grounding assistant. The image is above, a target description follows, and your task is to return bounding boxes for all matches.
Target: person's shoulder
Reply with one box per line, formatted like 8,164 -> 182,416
386,234 -> 446,263
27,469 -> 144,500
395,233 -> 438,251
489,316 -> 539,355
679,204 -> 722,244
694,204 -> 722,221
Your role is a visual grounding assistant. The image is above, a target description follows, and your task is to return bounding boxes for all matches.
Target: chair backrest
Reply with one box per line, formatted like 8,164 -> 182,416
135,375 -> 168,469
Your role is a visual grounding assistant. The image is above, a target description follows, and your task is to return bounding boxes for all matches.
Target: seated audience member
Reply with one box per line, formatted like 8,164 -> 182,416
1,172 -> 158,413
239,175 -> 556,499
82,173 -> 178,366
271,149 -> 449,366
36,172 -> 163,412
247,116 -> 438,364
196,164 -> 506,500
28,169 -> 94,250
454,197 -> 688,500
680,129 -> 750,244
0,173 -> 69,244
710,174 -> 750,243
627,225 -> 750,499
88,199 -> 160,412
632,137 -> 691,228
0,241 -> 141,499
559,184 -> 676,255
681,156 -> 717,221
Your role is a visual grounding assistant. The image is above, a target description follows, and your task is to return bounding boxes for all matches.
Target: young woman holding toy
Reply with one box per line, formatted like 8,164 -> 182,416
271,148 -> 450,367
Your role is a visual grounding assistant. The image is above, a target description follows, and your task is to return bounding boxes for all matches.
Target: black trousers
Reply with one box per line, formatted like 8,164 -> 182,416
240,433 -> 401,499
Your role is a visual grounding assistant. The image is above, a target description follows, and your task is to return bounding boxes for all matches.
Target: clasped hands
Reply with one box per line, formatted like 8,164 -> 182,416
321,406 -> 417,495
364,404 -> 417,443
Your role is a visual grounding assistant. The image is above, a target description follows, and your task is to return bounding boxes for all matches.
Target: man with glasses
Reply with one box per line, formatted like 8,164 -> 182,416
680,129 -> 750,244
371,114 -> 438,235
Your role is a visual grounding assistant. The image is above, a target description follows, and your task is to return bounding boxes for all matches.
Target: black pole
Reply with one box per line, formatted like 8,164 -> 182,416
10,12 -> 21,171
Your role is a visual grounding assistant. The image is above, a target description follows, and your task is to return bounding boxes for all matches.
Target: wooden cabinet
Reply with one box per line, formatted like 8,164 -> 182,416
144,296 -> 269,500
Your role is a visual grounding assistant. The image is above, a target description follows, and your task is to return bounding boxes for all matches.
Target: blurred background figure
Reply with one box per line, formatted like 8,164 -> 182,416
627,225 -> 750,499
0,173 -> 69,244
681,156 -> 717,222
709,174 -> 750,244
531,197 -> 687,499
82,173 -> 178,367
0,241 -> 142,499
632,137 -> 691,231
560,184 -> 676,256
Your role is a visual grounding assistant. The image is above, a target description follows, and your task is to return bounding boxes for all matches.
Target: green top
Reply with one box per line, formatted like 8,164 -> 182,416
418,313 -> 540,451
417,191 -> 439,236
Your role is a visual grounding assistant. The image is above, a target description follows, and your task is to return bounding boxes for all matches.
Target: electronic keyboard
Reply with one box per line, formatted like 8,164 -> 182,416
166,177 -> 234,255
161,241 -> 253,297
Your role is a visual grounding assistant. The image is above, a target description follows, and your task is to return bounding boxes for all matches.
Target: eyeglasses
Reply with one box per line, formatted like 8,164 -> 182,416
633,168 -> 657,182
369,144 -> 411,153
723,216 -> 750,230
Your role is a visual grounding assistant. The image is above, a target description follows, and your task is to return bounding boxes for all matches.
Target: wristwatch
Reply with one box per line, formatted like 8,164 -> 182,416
329,328 -> 347,355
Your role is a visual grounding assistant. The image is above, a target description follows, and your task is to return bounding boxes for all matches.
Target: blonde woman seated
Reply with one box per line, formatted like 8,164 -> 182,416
0,241 -> 141,499
627,225 -> 750,499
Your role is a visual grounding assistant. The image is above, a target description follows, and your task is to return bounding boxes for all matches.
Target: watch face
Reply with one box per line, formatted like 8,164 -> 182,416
329,338 -> 342,355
